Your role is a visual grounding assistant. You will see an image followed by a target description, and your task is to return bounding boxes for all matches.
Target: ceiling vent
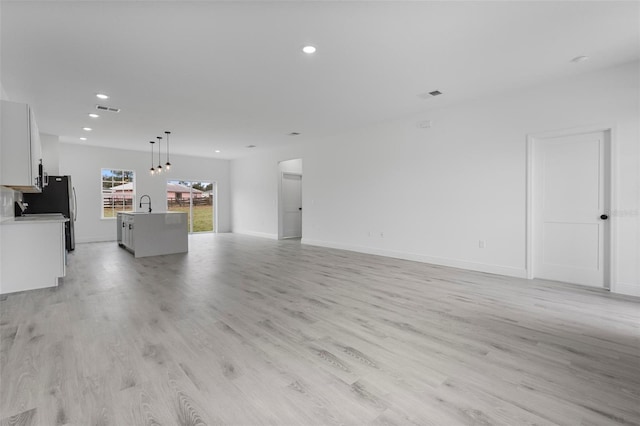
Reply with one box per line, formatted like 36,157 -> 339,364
288,132 -> 300,136
96,104 -> 121,113
417,90 -> 443,100
246,145 -> 257,148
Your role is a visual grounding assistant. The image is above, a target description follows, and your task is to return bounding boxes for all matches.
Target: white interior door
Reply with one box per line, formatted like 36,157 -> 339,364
282,173 -> 302,238
533,131 -> 609,287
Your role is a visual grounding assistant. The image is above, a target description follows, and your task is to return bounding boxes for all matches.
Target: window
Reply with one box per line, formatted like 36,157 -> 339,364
101,168 -> 135,218
167,180 -> 215,232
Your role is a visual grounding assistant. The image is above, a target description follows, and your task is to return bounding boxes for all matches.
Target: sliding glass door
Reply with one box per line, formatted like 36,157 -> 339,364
166,180 -> 215,233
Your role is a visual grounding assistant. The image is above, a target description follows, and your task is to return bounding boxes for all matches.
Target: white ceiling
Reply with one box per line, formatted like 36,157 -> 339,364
2,1 -> 638,159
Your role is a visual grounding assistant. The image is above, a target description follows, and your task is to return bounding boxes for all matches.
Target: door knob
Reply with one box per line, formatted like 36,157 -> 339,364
600,214 -> 609,220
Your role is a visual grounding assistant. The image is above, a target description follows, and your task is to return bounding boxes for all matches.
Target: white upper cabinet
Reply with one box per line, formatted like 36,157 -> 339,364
1,100 -> 43,193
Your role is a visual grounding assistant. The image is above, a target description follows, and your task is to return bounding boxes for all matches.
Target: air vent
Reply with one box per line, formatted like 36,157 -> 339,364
288,132 -> 300,136
95,105 -> 121,113
417,90 -> 443,100
246,145 -> 256,148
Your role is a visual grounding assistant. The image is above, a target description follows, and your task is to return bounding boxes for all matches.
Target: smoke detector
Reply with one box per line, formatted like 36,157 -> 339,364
96,105 -> 121,113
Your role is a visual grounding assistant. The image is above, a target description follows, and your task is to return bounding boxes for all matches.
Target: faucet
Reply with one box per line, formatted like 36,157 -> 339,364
139,194 -> 152,213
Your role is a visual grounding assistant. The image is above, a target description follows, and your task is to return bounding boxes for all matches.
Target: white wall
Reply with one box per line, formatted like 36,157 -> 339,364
230,61 -> 640,296
0,81 -> 7,101
279,158 -> 302,174
40,133 -> 60,176
231,149 -> 303,239
59,143 -> 231,243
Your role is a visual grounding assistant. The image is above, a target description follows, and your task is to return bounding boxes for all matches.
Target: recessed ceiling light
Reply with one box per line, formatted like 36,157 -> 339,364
215,150 -> 221,153
302,45 -> 316,54
88,113 -> 99,118
79,137 -> 87,141
96,93 -> 109,100
571,55 -> 589,63
82,127 -> 92,131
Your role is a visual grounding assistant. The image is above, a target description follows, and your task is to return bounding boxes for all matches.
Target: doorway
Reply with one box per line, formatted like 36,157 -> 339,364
527,128 -> 612,288
166,180 -> 216,233
278,159 -> 303,240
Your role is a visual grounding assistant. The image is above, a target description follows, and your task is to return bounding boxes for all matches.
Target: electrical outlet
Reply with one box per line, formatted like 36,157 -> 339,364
479,240 -> 486,249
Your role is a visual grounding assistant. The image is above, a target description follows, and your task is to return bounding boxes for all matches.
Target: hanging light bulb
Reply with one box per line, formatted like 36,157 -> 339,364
149,141 -> 155,175
165,131 -> 171,170
156,136 -> 163,174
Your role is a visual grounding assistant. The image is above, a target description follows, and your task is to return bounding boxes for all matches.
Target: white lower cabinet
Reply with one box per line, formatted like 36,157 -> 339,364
117,212 -> 188,258
117,213 -> 135,251
0,219 -> 66,294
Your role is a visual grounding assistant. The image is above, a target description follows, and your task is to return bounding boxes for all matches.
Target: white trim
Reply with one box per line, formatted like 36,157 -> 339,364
165,178 -> 217,233
233,229 -> 278,240
100,168 -> 136,220
277,162 -> 303,240
302,238 -> 527,278
525,124 -> 617,290
614,283 -> 640,298
76,236 -> 116,243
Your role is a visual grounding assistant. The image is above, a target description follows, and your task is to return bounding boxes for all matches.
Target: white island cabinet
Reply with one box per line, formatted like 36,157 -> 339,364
117,212 -> 188,258
0,216 -> 67,294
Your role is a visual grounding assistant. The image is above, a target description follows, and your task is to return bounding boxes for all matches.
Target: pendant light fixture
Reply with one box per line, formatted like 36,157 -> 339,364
164,131 -> 171,170
149,141 -> 155,175
156,136 -> 163,174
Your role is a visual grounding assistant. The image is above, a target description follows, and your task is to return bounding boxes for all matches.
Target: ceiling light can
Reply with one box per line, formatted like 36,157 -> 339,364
302,45 -> 316,54
96,93 -> 109,100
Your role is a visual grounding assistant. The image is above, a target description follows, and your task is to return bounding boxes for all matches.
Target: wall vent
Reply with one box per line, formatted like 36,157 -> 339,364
96,105 -> 121,113
417,90 -> 443,100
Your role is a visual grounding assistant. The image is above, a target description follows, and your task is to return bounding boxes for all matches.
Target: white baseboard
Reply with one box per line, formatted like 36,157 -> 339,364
76,236 -> 115,244
612,282 -> 640,298
232,230 -> 278,240
301,238 -> 528,278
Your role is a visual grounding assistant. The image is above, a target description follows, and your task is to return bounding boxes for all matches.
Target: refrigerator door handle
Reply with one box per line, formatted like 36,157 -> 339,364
73,187 -> 77,221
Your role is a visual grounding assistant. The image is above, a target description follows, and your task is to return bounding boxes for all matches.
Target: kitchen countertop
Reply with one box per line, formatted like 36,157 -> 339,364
1,214 -> 69,225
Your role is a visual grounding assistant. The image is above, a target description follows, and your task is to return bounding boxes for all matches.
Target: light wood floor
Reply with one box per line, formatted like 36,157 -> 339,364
1,234 -> 639,426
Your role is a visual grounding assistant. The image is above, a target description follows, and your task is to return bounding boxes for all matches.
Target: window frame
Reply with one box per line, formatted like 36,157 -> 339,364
101,168 -> 136,219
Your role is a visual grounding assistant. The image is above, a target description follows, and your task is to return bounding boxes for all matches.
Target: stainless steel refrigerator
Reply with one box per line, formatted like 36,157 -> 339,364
22,175 -> 76,251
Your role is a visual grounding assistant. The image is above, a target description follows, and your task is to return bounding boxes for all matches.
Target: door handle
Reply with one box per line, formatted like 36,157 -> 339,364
600,214 -> 609,220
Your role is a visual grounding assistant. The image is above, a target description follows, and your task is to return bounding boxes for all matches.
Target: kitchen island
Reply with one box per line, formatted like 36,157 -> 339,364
117,212 -> 188,258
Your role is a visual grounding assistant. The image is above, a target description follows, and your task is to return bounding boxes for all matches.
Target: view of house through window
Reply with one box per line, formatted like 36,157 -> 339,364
166,180 -> 214,232
102,169 -> 135,218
